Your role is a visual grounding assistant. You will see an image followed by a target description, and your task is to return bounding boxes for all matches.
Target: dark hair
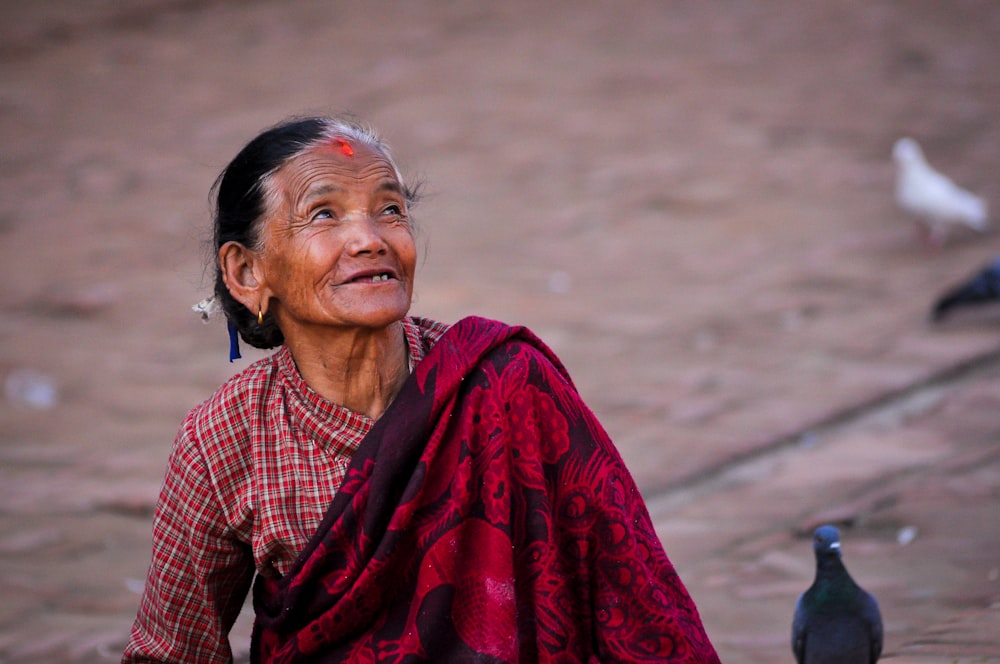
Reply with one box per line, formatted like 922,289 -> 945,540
211,115 -> 417,349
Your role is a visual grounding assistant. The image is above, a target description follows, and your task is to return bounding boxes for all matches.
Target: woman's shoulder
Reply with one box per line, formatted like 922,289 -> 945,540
180,350 -> 284,448
426,315 -> 576,390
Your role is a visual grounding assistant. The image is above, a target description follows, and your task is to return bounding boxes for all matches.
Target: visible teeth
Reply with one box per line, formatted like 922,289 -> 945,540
371,274 -> 389,282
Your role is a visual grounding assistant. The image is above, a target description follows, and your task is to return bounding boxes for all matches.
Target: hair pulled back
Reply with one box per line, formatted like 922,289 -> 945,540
211,115 -> 413,349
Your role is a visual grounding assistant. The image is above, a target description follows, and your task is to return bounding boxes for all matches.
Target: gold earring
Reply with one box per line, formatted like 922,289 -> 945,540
257,308 -> 264,325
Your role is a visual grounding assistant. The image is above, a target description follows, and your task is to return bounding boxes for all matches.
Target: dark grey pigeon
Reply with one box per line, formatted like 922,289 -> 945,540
931,256 -> 1000,322
792,525 -> 883,664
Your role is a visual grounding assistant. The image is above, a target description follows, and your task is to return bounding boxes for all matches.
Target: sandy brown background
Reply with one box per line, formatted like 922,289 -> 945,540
2,1 -> 1000,662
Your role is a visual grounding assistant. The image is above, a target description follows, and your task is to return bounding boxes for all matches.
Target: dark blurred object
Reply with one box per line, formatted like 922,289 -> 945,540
931,256 -> 1000,322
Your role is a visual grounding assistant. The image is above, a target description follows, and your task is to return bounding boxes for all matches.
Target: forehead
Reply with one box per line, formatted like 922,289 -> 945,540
270,140 -> 401,204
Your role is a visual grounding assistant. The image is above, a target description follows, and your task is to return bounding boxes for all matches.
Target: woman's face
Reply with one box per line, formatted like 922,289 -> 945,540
255,140 -> 417,336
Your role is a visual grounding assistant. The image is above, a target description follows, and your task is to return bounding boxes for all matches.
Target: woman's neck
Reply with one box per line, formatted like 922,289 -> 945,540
285,321 -> 410,420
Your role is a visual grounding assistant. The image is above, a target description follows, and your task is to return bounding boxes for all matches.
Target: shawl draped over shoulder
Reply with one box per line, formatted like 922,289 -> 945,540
252,316 -> 719,663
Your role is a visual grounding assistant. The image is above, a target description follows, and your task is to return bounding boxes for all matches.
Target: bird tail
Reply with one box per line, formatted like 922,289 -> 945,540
932,292 -> 965,322
931,259 -> 1000,321
958,193 -> 989,231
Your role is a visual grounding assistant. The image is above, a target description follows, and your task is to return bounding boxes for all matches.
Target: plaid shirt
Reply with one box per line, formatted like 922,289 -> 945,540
123,317 -> 450,663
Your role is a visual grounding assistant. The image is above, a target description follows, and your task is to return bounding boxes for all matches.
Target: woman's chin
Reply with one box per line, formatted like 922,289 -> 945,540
332,300 -> 412,330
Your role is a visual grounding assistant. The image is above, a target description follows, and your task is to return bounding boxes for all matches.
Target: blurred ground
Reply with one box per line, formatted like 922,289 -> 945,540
2,1 -> 1000,662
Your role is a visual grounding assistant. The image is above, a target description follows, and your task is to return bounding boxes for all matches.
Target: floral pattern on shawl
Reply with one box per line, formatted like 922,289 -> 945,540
252,316 -> 719,663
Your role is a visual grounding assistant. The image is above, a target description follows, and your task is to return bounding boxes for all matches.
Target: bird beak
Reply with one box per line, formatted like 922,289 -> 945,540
830,542 -> 840,550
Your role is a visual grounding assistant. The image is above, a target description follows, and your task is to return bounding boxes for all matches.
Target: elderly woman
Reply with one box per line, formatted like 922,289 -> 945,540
123,116 -> 719,663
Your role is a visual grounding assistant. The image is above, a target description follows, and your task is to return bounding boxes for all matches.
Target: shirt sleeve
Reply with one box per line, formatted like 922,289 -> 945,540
122,417 -> 255,663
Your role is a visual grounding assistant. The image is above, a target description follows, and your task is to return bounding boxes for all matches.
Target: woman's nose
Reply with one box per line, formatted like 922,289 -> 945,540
344,216 -> 387,255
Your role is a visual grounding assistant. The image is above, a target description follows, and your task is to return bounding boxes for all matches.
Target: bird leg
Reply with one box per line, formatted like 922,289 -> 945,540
915,221 -> 946,251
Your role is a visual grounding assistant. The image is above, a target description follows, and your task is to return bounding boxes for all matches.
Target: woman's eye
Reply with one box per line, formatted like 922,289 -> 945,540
313,209 -> 335,221
382,204 -> 402,216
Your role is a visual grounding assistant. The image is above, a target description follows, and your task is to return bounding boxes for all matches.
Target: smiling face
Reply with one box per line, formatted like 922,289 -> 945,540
253,139 -> 417,339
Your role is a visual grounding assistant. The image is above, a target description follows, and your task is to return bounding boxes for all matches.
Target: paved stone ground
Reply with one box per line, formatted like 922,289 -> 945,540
1,1 -> 1000,662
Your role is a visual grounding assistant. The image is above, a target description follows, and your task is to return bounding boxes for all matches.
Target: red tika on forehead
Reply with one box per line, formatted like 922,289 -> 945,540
329,137 -> 354,157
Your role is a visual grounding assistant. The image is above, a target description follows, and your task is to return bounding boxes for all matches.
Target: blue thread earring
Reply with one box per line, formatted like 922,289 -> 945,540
227,320 -> 241,362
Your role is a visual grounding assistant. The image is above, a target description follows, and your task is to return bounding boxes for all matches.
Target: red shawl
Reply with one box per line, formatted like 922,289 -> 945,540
252,316 -> 719,663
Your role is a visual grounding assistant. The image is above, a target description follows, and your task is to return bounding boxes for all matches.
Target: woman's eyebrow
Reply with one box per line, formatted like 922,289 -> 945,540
375,180 -> 404,196
297,179 -> 403,210
304,180 -> 401,198
303,183 -> 343,200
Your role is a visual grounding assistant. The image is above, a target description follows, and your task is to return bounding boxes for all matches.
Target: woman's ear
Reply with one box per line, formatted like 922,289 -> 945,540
219,241 -> 268,313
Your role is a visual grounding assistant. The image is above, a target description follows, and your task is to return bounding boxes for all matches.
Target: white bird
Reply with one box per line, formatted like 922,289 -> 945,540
892,137 -> 988,246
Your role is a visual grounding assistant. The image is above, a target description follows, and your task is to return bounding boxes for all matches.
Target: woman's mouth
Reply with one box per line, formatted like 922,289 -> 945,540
346,271 -> 395,284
